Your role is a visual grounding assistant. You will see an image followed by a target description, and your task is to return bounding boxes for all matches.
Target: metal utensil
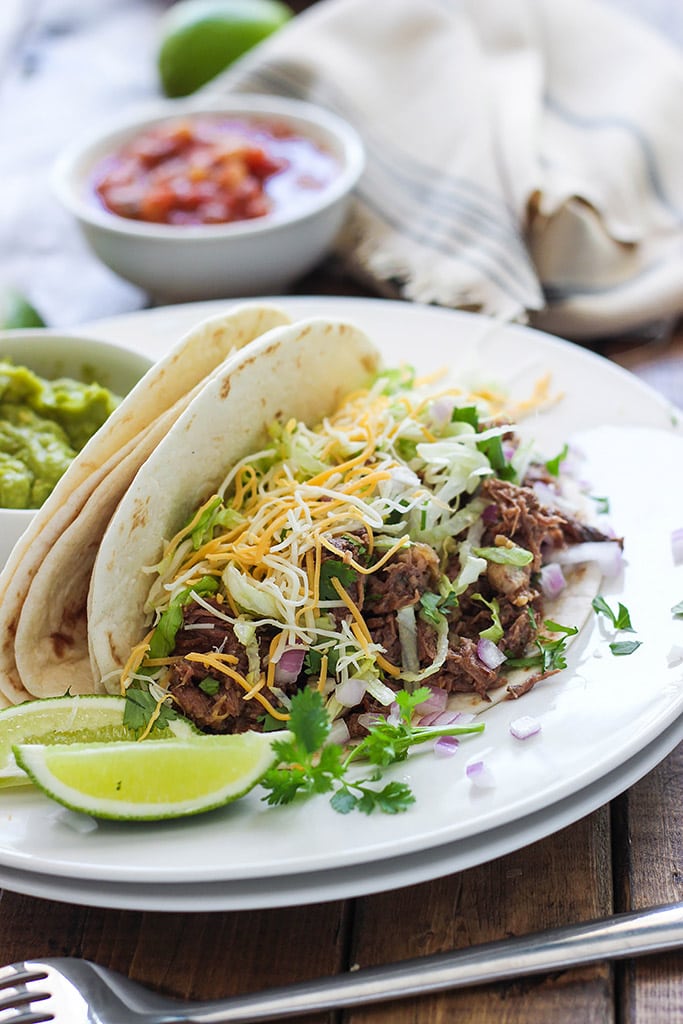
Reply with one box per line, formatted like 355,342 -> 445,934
1,901 -> 681,1023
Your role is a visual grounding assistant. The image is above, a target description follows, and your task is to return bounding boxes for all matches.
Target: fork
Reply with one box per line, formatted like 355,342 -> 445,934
1,900 -> 682,1024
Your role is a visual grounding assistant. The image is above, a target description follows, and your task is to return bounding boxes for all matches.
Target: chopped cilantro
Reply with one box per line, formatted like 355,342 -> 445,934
545,444 -> 569,477
591,495 -> 610,515
198,678 -> 220,696
261,686 -> 484,815
609,640 -> 642,656
123,685 -> 177,733
477,434 -> 517,482
318,559 -> 358,601
592,596 -> 635,632
304,645 -> 340,676
419,589 -> 458,625
451,405 -> 479,429
671,600 -> 683,618
505,617 -> 578,673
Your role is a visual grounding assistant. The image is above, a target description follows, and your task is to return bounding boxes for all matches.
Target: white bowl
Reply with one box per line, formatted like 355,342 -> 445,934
52,94 -> 365,302
0,331 -> 153,569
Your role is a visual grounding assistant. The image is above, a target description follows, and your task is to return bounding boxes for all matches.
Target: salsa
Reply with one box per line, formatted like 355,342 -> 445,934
92,115 -> 341,226
0,361 -> 119,509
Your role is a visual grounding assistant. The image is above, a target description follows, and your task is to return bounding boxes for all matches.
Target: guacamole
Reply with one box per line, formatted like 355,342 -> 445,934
0,361 -> 120,509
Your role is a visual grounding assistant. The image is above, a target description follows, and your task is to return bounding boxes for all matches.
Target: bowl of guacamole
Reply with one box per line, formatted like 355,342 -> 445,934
0,331 -> 153,565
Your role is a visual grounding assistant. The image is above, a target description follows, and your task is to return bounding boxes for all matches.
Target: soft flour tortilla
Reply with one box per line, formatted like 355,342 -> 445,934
0,303 -> 291,705
87,317 -> 381,689
446,561 -> 603,715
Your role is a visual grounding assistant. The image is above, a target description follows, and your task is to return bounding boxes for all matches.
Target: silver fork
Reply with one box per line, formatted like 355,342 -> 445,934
1,900 -> 682,1024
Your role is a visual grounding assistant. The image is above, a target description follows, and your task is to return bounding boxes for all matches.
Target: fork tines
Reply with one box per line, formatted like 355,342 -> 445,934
0,963 -> 52,1023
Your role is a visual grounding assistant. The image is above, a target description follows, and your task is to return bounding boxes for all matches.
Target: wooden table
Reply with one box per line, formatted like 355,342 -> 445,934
1,2 -> 682,1021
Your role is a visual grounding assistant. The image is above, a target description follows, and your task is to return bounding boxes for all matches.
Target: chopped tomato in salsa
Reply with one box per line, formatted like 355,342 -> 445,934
92,116 -> 339,226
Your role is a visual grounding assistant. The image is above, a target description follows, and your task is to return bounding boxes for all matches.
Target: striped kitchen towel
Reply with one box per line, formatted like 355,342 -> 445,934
207,0 -> 683,339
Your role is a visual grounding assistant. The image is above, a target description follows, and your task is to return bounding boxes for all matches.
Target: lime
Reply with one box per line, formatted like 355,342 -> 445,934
158,0 -> 293,97
0,287 -> 45,330
14,730 -> 286,819
0,694 -> 195,789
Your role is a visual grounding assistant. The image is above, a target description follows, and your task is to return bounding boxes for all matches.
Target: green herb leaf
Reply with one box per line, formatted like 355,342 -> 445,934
318,559 -> 358,601
591,495 -> 610,515
671,600 -> 683,617
545,444 -> 569,477
591,596 -> 635,632
123,686 -> 177,733
261,685 -> 484,816
198,678 -> 220,696
505,617 -> 577,673
451,405 -> 479,429
419,589 -> 458,625
477,434 -> 516,481
609,640 -> 643,656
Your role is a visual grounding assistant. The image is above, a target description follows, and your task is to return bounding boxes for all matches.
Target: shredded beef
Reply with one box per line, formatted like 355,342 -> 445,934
166,600 -> 288,734
365,543 -> 440,614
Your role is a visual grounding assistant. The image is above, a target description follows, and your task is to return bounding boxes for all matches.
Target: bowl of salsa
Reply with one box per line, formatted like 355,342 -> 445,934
53,95 -> 365,301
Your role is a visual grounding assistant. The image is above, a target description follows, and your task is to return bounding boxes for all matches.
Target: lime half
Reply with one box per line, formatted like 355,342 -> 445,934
0,694 -> 194,789
14,731 -> 286,819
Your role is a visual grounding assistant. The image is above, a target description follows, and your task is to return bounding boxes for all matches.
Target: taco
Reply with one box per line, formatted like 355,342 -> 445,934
0,302 -> 291,705
86,319 -> 620,738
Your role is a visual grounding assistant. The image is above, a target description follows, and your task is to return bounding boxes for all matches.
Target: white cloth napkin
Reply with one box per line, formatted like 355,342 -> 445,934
208,0 -> 683,339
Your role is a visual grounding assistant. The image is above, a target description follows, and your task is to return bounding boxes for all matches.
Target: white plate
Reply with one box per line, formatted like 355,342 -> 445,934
1,711 -> 681,912
1,298 -> 681,893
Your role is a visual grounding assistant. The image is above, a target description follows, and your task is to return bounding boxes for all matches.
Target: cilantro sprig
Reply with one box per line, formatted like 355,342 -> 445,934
261,686 -> 484,815
591,596 -> 634,632
592,596 -> 642,657
504,617 -> 578,673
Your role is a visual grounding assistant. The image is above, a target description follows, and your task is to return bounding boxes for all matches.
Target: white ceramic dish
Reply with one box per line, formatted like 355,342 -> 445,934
52,95 -> 365,301
0,298 -> 681,902
2,709 -> 680,912
0,330 -> 153,568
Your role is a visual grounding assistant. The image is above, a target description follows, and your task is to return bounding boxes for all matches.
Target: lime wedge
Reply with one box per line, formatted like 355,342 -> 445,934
0,287 -> 45,329
158,0 -> 293,97
14,731 -> 285,819
0,694 -> 195,789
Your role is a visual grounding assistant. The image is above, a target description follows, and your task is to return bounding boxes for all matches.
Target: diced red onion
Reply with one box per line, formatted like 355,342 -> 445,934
553,540 -> 623,577
502,441 -> 516,462
509,715 -> 542,740
466,759 -> 496,789
434,736 -> 459,757
417,686 -> 448,716
672,528 -> 683,566
667,645 -> 683,668
396,605 -> 420,674
429,396 -> 457,428
327,718 -> 350,745
274,646 -> 306,685
49,809 -> 98,833
387,701 -> 401,726
476,637 -> 506,670
419,710 -> 467,727
335,677 -> 367,708
539,561 -> 567,599
482,503 -> 498,525
356,712 -> 383,731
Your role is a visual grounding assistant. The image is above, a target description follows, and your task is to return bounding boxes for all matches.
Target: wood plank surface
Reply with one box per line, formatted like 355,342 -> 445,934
347,809 -> 614,1024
